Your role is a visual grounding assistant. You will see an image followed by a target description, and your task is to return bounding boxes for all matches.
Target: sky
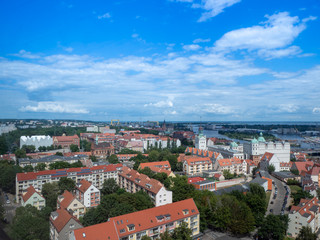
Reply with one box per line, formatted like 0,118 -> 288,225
0,0 -> 320,122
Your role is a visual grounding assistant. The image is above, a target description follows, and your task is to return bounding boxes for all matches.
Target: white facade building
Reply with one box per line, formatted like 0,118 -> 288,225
195,133 -> 207,150
20,135 -> 53,150
243,133 -> 290,164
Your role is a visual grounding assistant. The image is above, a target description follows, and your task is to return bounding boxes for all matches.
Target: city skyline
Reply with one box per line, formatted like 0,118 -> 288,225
0,0 -> 320,121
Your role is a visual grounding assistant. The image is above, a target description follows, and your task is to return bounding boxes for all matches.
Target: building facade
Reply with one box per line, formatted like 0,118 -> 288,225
183,157 -> 213,176
118,166 -> 172,207
75,179 -> 100,208
21,185 -> 46,210
71,198 -> 201,240
57,190 -> 86,219
20,135 -> 53,150
16,164 -> 122,203
53,134 -> 80,149
288,197 -> 320,238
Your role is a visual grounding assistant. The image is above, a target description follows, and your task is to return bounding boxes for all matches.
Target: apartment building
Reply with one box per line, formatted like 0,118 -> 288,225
50,207 -> 83,240
71,198 -> 201,240
16,164 -> 122,203
21,185 -> 45,210
75,179 -> 100,208
118,166 -> 172,207
139,161 -> 171,171
183,157 -> 213,176
57,190 -> 86,219
288,197 -> 320,238
213,157 -> 247,175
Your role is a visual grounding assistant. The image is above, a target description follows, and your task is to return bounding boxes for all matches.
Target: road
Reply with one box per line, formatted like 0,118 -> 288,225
267,175 -> 291,215
1,191 -> 18,224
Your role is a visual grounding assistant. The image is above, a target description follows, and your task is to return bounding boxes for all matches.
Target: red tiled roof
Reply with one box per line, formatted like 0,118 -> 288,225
59,190 -> 76,209
53,134 -> 79,142
148,166 -> 173,176
77,179 -> 92,193
119,166 -> 164,194
217,157 -> 242,166
185,157 -> 211,165
290,197 -> 319,224
293,161 -> 314,174
139,161 -> 171,170
261,152 -> 274,162
50,208 -> 81,233
22,186 -> 42,202
17,164 -> 123,181
73,198 -> 199,240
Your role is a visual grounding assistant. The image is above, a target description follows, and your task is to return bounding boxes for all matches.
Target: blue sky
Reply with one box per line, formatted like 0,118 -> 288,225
0,0 -> 320,121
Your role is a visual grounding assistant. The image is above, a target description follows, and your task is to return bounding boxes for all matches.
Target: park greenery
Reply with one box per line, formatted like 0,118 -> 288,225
0,160 -> 22,194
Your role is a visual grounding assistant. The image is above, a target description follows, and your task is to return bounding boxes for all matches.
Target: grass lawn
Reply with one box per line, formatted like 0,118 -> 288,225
289,185 -> 302,194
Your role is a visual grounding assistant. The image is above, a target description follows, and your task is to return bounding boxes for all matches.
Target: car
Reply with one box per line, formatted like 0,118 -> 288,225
270,209 -> 273,213
270,201 -> 274,204
6,199 -> 10,204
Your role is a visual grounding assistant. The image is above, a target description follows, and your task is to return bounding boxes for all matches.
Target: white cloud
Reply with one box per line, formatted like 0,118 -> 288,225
11,50 -> 40,59
202,103 -> 234,114
164,110 -> 177,115
193,0 -> 241,22
183,44 -> 201,51
144,100 -> 174,108
215,12 -> 305,51
277,104 -> 299,113
63,47 -> 74,53
302,16 -> 317,23
313,108 -> 320,114
132,33 -> 139,38
98,12 -> 111,19
193,38 -> 211,43
258,46 -> 302,60
19,102 -> 89,114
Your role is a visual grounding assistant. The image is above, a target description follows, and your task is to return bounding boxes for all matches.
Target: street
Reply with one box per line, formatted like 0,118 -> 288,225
267,175 -> 291,215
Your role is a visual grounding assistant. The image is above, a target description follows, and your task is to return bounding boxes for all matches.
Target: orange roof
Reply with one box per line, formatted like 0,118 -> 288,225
53,134 -> 79,142
77,179 -> 92,193
119,166 -> 164,194
217,157 -> 242,166
290,197 -> 319,223
261,152 -> 274,162
22,186 -> 42,202
58,190 -> 76,209
50,207 -> 81,233
17,164 -> 123,181
73,198 -> 199,240
293,161 -> 314,174
185,157 -> 211,165
261,177 -> 272,191
139,161 -> 171,170
148,166 -> 173,176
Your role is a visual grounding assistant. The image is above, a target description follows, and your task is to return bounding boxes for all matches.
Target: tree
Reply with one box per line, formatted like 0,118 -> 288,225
223,170 -> 234,180
58,177 -> 76,194
0,161 -> 23,193
90,155 -> 97,162
101,178 -> 120,196
296,226 -> 317,240
15,148 -> 27,158
267,164 -> 275,174
49,161 -> 70,170
21,145 -> 36,153
81,140 -> 91,152
170,175 -> 195,202
70,144 -> 79,152
35,163 -> 46,171
171,222 -> 192,240
23,165 -> 34,172
257,214 -> 288,240
141,236 -> 152,240
292,190 -> 313,205
290,169 -> 299,176
55,152 -> 63,156
10,205 -> 49,240
41,182 -> 59,210
107,154 -> 119,164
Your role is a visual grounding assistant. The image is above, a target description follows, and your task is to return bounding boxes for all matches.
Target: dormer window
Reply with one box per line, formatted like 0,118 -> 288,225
183,209 -> 189,215
127,224 -> 135,231
120,229 -> 125,234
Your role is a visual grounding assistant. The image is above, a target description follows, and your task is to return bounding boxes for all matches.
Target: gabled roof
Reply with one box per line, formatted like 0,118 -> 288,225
17,164 -> 122,181
119,166 -> 164,194
73,198 -> 199,240
22,185 -> 43,202
53,134 -> 79,142
58,190 -> 76,209
50,207 -> 82,233
147,166 -> 173,176
292,161 -> 314,174
261,152 -> 274,162
185,157 -> 211,165
139,161 -> 171,170
290,197 -> 319,223
77,179 -> 92,193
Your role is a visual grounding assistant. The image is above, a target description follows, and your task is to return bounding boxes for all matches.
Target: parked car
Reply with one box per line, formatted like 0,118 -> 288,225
270,209 -> 273,213
271,201 -> 274,204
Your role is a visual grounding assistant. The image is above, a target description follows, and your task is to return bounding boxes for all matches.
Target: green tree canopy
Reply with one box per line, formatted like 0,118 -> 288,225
35,163 -> 47,171
296,226 -> 317,240
70,144 -> 80,152
23,165 -> 34,172
41,182 -> 59,210
58,177 -> 76,193
257,214 -> 289,240
107,154 -> 119,164
101,178 -> 120,196
10,205 -> 49,240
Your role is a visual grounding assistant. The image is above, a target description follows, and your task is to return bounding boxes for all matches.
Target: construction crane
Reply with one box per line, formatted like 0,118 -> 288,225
110,119 -> 120,126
